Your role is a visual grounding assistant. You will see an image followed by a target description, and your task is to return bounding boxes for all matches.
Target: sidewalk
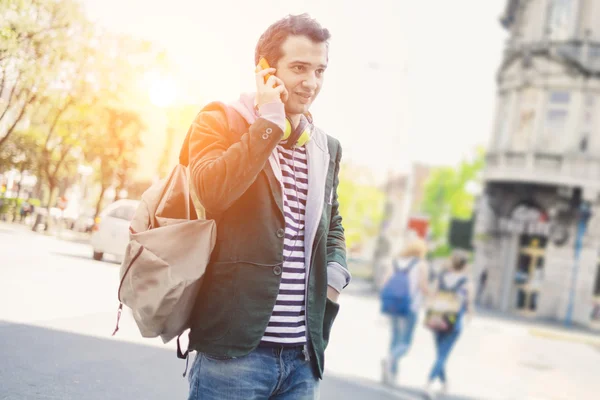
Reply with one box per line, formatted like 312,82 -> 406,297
346,276 -> 600,345
325,278 -> 599,400
3,220 -> 91,244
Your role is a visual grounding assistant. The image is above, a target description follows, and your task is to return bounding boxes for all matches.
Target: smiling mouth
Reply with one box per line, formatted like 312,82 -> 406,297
295,92 -> 312,102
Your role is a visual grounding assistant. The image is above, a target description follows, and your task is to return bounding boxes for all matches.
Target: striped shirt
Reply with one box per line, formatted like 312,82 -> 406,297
260,143 -> 308,347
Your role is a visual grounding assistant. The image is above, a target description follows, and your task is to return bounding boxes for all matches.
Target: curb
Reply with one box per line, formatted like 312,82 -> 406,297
529,328 -> 600,346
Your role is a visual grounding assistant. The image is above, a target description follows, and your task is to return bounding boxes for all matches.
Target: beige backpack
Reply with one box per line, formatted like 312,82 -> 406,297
112,161 -> 216,345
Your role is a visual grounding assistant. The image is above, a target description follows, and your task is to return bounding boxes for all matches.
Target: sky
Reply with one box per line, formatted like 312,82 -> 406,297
80,0 -> 508,180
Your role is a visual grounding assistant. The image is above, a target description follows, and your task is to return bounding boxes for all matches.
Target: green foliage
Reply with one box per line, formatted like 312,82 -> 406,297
0,0 -> 90,147
337,165 -> 386,251
0,128 -> 41,173
0,197 -> 41,216
431,243 -> 452,258
421,148 -> 485,247
84,106 -> 144,213
0,0 -> 164,214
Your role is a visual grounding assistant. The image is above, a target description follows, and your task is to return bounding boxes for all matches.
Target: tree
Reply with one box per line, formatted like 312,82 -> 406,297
78,32 -> 160,215
0,0 -> 84,148
337,165 -> 386,252
33,50 -> 98,210
1,0 -> 96,215
0,129 -> 40,220
2,0 -> 172,227
28,19 -> 153,214
38,100 -> 95,210
0,128 -> 40,174
421,148 -> 485,255
85,107 -> 144,217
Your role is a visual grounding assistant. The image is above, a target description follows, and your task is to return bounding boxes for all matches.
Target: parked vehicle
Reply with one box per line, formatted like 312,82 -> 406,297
90,199 -> 139,262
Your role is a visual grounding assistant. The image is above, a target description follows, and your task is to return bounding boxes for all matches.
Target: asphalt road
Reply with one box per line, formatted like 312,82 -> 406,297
2,222 -> 599,400
0,223 -> 404,400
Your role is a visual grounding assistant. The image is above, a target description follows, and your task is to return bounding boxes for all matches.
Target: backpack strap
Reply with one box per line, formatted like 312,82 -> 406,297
222,103 -> 250,135
392,259 -> 400,272
406,257 -> 419,272
393,257 -> 419,273
452,276 -> 468,292
178,101 -> 249,167
439,271 -> 467,292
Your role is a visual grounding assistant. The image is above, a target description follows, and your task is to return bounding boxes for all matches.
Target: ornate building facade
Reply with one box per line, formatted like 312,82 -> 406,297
475,0 -> 600,328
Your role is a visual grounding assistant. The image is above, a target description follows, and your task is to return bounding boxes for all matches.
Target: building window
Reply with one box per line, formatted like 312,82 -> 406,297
547,0 -> 576,40
546,109 -> 568,135
539,91 -> 570,152
549,91 -> 571,104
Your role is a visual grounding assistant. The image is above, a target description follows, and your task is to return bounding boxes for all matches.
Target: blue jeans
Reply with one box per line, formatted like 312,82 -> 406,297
388,312 -> 417,375
428,328 -> 461,383
187,346 -> 320,399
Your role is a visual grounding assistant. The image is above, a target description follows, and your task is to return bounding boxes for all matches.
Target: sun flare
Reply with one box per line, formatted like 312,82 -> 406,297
146,72 -> 178,108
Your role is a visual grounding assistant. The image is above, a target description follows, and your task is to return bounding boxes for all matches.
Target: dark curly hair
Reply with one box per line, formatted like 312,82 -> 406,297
255,13 -> 331,66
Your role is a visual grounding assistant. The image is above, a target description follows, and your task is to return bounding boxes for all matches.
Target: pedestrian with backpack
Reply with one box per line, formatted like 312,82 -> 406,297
423,249 -> 474,399
380,238 -> 430,386
182,14 -> 351,400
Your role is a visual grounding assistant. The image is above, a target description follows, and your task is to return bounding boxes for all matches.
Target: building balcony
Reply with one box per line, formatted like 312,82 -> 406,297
484,150 -> 600,195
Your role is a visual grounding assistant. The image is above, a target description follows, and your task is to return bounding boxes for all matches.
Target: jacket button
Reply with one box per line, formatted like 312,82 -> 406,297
273,266 -> 282,275
276,228 -> 285,238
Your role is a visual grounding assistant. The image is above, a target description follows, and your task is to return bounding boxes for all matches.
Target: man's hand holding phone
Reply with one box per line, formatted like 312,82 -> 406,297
255,62 -> 288,108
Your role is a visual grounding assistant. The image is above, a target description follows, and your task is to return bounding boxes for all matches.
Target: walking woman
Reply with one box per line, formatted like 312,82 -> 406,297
424,249 -> 474,398
380,238 -> 430,386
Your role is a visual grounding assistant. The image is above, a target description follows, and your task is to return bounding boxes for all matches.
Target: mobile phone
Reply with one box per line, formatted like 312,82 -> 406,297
258,57 -> 273,83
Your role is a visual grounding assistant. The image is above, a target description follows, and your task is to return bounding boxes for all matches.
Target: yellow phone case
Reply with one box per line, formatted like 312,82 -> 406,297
258,57 -> 273,83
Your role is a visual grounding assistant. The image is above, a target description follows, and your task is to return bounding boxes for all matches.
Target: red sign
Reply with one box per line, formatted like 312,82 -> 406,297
408,216 -> 429,239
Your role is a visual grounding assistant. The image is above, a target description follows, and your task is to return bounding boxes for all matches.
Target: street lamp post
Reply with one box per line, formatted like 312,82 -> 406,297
565,201 -> 592,327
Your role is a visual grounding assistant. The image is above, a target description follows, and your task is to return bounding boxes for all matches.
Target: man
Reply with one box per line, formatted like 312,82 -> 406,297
184,13 -> 351,400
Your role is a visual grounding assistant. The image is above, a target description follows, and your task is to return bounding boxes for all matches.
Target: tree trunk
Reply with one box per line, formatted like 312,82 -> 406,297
95,185 -> 106,219
0,92 -> 36,148
113,184 -> 122,202
114,169 -> 127,202
43,182 -> 56,232
32,173 -> 43,199
12,164 -> 25,222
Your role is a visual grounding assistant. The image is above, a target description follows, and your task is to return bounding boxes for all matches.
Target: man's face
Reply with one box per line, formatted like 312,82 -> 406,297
275,35 -> 328,117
